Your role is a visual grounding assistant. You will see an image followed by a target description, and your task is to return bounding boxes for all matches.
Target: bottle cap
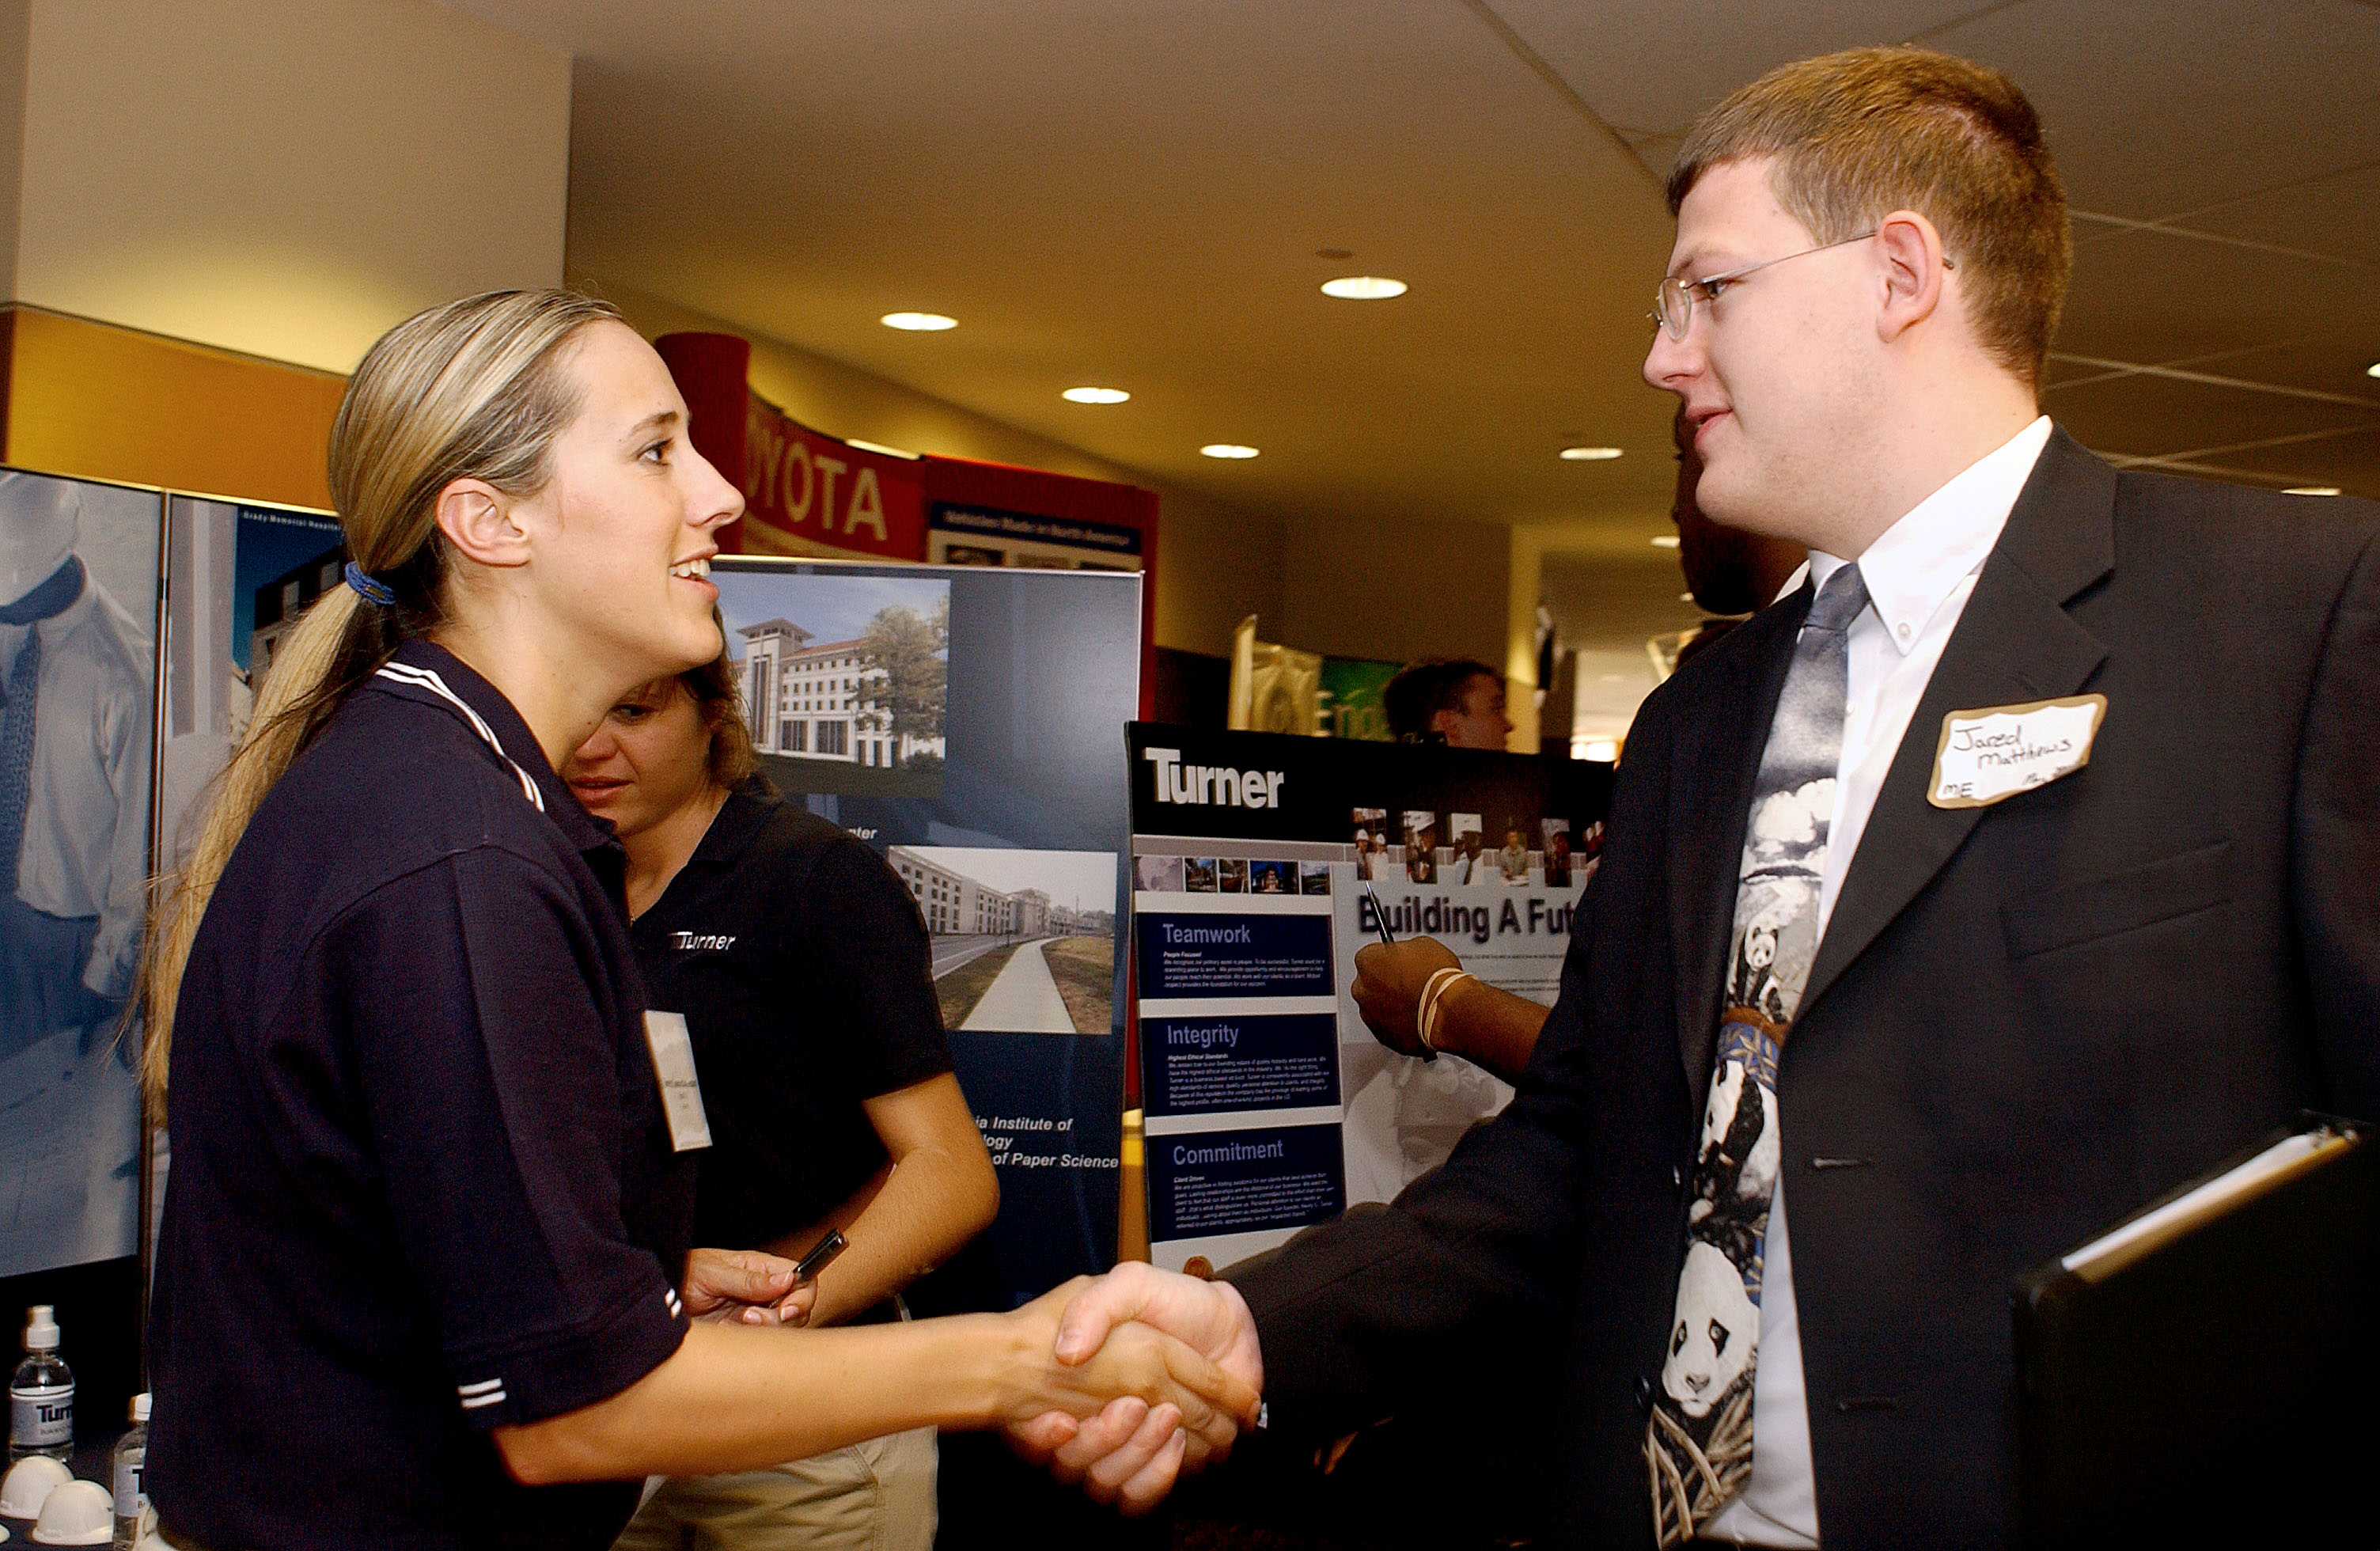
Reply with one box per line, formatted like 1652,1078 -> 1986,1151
23,1305 -> 57,1352
128,1393 -> 150,1423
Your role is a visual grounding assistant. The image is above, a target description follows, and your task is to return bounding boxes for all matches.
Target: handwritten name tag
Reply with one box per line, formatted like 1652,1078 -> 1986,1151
642,1010 -> 714,1152
1928,694 -> 2107,809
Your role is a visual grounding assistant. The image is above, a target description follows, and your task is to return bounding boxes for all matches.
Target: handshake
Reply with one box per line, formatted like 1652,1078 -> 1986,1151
1003,1261 -> 1268,1515
673,1250 -> 1265,1513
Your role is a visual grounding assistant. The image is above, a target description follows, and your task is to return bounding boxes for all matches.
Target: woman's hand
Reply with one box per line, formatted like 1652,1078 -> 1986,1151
680,1246 -> 815,1325
995,1275 -> 1261,1513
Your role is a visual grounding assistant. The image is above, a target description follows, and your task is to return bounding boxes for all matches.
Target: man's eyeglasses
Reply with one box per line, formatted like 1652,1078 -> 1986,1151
1652,232 -> 1951,341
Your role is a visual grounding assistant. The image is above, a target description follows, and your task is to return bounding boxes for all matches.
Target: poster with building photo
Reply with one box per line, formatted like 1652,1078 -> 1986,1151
889,845 -> 1117,1036
0,469 -> 161,1280
158,498 -> 347,867
715,571 -> 949,799
714,558 -> 1141,1308
1129,724 -> 1613,1274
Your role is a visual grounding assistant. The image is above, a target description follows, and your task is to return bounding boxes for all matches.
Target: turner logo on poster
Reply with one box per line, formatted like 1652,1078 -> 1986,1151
1143,747 -> 1283,809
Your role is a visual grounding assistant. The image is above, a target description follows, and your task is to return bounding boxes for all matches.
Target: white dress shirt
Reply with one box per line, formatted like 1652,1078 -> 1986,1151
0,570 -> 154,1003
1703,415 -> 2052,1548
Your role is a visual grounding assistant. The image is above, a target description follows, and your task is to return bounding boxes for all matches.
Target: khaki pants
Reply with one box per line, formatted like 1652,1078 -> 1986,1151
611,1426 -> 937,1551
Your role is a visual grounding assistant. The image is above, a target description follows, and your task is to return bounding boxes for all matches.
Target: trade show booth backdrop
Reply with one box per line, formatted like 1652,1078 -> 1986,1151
713,558 -> 1143,1305
1126,725 -> 1613,1275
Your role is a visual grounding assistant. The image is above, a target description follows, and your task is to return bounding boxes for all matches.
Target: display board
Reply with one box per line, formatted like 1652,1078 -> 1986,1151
715,559 -> 1139,1305
1127,724 -> 1611,1274
0,469 -> 161,1283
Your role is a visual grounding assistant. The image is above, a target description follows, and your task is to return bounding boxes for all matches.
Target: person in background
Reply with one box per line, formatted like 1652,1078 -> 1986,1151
138,290 -> 1255,1551
1670,404 -> 1806,669
1381,658 -> 1510,749
1351,407 -> 1798,1084
567,656 -> 998,1551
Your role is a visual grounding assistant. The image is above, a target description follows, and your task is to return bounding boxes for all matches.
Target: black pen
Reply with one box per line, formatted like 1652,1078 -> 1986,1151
793,1228 -> 848,1283
1362,882 -> 1397,946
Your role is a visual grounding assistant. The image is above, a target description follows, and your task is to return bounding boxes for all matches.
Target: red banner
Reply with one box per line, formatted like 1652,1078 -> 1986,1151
739,396 -> 926,560
652,331 -> 927,562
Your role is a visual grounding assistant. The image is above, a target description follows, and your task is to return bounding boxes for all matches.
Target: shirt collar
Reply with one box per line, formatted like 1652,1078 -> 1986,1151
1806,415 -> 2052,656
684,773 -> 779,870
369,639 -> 615,853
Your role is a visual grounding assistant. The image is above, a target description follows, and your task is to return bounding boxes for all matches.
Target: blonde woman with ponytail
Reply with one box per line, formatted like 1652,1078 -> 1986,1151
138,293 -> 1256,1551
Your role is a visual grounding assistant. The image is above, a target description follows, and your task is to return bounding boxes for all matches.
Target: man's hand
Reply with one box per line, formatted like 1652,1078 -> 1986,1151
1002,1262 -> 1264,1510
998,1272 -> 1261,1514
680,1247 -> 816,1326
1351,938 -> 1462,1056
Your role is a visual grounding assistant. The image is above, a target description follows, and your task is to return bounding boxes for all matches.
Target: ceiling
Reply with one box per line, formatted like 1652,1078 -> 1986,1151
449,0 -> 2380,603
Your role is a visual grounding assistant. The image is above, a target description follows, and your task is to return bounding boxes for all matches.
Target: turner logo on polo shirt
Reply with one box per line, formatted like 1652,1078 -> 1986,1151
669,931 -> 737,950
1143,747 -> 1283,809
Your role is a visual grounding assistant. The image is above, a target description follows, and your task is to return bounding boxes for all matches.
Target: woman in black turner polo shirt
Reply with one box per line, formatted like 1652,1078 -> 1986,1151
567,654 -> 997,1550
135,290 -> 1255,1550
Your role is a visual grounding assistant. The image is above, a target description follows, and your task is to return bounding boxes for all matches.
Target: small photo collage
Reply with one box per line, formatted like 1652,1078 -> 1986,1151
1143,853 -> 1332,897
1346,806 -> 1582,887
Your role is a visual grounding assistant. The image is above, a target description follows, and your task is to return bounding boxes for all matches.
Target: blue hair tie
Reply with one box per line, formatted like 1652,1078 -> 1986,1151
343,561 -> 397,608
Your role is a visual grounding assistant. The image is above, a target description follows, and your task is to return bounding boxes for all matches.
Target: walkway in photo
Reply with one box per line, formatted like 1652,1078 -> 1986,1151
961,939 -> 1074,1032
931,934 -> 1006,978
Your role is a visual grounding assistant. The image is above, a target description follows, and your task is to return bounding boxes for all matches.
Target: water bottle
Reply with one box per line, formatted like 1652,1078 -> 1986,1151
8,1304 -> 73,1462
111,1393 -> 149,1548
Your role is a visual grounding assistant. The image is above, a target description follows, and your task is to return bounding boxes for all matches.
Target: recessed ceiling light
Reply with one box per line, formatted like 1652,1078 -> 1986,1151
1650,535 -> 1681,548
1678,592 -> 1696,603
1560,446 -> 1624,461
2367,362 -> 2379,378
1062,387 -> 1131,404
846,438 -> 920,460
1320,275 -> 1408,300
881,312 -> 956,331
2284,486 -> 2342,496
1200,444 -> 1260,460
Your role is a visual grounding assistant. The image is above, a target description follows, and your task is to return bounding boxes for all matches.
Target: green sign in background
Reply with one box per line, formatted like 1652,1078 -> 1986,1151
1319,657 -> 1399,741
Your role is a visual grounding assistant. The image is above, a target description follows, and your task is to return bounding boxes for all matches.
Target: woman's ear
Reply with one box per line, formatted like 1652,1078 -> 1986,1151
434,479 -> 532,570
1874,207 -> 1947,344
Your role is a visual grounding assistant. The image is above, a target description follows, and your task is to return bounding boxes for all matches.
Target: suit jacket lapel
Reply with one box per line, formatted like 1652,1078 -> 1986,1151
1798,427 -> 2118,1018
1673,593 -> 1805,1093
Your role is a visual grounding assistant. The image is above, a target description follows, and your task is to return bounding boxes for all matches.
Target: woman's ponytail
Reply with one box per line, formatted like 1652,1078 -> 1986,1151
138,288 -> 624,1113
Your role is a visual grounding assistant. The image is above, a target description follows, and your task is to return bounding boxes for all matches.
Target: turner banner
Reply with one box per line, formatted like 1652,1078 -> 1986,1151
1126,724 -> 1613,1274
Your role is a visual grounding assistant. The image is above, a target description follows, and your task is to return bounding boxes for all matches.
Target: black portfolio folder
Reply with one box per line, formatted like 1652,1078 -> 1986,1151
2011,1116 -> 2380,1547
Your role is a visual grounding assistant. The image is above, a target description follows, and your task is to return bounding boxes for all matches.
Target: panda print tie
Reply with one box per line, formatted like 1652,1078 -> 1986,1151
1647,563 -> 1870,1547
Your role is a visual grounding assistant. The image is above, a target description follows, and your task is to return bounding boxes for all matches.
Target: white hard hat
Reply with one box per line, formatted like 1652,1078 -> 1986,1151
0,1455 -> 70,1518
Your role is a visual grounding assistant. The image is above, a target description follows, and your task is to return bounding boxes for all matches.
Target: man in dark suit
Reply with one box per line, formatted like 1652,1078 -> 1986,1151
1040,44 -> 2380,1549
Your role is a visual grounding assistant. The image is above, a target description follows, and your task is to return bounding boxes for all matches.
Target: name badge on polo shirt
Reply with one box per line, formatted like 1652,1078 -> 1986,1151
1928,693 -> 2107,809
641,1011 -> 714,1152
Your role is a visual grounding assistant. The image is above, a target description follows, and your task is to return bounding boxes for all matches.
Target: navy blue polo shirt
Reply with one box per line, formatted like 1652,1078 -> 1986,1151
146,640 -> 696,1550
632,777 -> 953,1251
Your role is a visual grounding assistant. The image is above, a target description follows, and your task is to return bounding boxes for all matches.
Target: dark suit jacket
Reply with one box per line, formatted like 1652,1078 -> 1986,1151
1228,430 -> 2380,1549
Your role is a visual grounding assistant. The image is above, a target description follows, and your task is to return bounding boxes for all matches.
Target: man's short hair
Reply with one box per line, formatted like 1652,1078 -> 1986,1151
1385,658 -> 1499,741
1667,46 -> 2070,386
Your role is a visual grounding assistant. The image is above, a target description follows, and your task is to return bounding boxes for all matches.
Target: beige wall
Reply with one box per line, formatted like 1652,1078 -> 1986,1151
1278,515 -> 1512,685
592,281 -> 1284,658
0,1 -> 26,304
10,0 -> 569,373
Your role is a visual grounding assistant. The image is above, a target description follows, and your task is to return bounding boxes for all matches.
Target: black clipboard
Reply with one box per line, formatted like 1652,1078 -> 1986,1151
2010,1113 -> 2380,1547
